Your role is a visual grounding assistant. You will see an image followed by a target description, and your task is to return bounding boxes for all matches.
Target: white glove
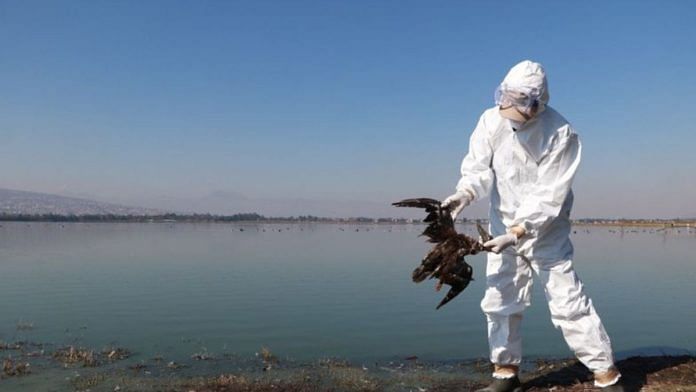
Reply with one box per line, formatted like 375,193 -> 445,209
441,191 -> 473,220
483,233 -> 518,254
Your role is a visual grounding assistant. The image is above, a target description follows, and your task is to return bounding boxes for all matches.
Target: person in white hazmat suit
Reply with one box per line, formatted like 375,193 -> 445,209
442,61 -> 623,392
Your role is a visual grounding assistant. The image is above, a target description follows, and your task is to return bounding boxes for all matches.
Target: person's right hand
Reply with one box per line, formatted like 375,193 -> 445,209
441,191 -> 473,220
483,233 -> 518,253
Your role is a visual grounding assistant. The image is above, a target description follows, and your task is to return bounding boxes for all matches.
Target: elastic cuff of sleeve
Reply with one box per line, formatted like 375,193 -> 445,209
463,192 -> 474,207
512,220 -> 535,237
454,188 -> 475,203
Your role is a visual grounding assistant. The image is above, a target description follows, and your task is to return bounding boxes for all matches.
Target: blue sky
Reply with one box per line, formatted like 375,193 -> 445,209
1,1 -> 695,217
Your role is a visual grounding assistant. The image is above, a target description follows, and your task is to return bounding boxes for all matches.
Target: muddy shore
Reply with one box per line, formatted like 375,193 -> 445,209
2,340 -> 694,391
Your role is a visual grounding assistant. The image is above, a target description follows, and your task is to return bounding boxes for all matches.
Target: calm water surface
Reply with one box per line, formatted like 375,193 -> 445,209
1,222 -> 695,365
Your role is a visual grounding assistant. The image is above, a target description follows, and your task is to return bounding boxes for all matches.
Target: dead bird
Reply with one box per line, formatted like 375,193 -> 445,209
392,198 -> 492,309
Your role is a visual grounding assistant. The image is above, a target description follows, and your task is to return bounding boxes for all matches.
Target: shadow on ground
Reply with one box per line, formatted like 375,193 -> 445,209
523,355 -> 696,391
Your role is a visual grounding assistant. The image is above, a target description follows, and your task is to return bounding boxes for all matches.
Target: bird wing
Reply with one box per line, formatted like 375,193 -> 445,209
392,198 -> 456,243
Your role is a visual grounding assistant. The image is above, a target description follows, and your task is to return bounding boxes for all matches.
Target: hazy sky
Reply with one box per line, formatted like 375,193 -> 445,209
2,1 -> 695,218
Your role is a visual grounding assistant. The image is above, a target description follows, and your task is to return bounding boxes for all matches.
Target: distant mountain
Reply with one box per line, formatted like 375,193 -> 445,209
132,194 -> 393,217
0,188 -> 163,216
0,187 -> 489,219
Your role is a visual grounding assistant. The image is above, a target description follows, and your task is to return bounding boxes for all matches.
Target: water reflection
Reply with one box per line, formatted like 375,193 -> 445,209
0,222 -> 694,365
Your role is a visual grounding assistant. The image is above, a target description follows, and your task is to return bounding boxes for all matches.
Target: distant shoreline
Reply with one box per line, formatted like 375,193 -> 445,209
1,213 -> 694,228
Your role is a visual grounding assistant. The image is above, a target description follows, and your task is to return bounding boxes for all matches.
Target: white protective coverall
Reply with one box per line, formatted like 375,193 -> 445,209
455,61 -> 616,376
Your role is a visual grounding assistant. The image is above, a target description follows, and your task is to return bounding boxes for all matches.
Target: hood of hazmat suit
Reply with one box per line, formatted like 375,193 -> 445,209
496,60 -> 550,123
455,60 -> 581,264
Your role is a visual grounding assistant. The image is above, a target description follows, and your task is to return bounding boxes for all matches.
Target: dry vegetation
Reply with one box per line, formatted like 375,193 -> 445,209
1,358 -> 30,378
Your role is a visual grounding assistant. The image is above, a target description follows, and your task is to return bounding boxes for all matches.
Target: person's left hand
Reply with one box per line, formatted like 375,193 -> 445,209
483,233 -> 518,253
441,191 -> 473,220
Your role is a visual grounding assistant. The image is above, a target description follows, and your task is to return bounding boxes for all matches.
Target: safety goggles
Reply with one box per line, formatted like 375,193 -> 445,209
494,84 -> 541,111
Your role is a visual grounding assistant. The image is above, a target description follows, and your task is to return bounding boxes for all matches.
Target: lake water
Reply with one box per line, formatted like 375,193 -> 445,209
1,222 -> 695,388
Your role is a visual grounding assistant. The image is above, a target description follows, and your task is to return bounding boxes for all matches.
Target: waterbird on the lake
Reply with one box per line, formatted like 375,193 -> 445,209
392,197 -> 492,309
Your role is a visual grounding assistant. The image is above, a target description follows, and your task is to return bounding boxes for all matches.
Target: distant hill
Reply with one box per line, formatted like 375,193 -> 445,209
0,187 -> 488,219
127,192 -> 486,219
0,188 -> 163,216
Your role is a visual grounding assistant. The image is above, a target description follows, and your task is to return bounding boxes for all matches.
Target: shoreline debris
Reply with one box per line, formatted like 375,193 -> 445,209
53,346 -> 99,367
2,358 -> 30,377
